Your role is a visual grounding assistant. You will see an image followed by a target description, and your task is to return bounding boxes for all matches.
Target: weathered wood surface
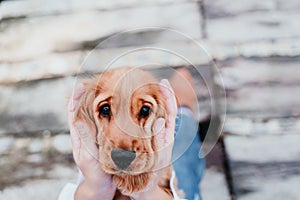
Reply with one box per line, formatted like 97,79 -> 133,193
225,85 -> 300,116
201,142 -> 231,200
224,134 -> 300,200
204,0 -> 300,18
0,77 -> 74,135
0,0 -> 193,19
207,12 -> 300,43
216,58 -> 300,89
214,58 -> 300,118
223,117 -> 300,136
201,168 -> 231,200
2,38 -> 300,84
0,2 -> 202,62
2,0 -> 300,85
0,51 -> 84,84
204,0 -> 300,43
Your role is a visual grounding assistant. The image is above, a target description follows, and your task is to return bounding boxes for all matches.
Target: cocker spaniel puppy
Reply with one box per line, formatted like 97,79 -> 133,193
73,67 -> 177,199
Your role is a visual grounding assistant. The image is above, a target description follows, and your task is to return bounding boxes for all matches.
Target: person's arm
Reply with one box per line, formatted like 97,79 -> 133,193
68,83 -> 116,200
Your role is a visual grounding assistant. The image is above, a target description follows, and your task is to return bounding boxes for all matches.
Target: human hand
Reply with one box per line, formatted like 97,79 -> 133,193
68,84 -> 116,200
154,79 -> 177,171
130,79 -> 177,200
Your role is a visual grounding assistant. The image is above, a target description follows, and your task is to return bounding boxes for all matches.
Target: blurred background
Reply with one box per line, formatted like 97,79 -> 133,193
0,0 -> 300,199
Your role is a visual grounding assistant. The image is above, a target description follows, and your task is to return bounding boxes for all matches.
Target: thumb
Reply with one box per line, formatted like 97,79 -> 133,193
74,121 -> 99,159
152,118 -> 165,135
152,118 -> 166,148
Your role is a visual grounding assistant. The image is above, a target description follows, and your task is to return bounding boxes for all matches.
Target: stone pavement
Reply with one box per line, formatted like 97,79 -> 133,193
1,0 -> 300,199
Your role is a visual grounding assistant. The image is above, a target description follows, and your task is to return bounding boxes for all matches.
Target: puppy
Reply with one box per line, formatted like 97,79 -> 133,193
73,67 -> 175,199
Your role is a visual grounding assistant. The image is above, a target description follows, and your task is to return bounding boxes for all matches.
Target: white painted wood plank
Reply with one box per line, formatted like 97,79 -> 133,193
225,85 -> 300,115
224,134 -> 300,200
204,0 -> 300,19
0,77 -> 74,134
2,37 -> 300,84
206,11 -> 300,43
215,58 -> 300,90
0,52 -> 84,84
225,134 -> 300,163
0,0 -> 192,19
0,3 -> 202,62
223,117 -> 300,136
201,168 -> 231,200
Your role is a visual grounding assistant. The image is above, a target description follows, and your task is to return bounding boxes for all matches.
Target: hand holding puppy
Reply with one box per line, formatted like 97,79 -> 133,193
68,84 -> 116,200
128,79 -> 177,200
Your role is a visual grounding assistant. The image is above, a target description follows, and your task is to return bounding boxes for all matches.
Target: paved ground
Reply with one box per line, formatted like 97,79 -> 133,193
1,0 -> 300,199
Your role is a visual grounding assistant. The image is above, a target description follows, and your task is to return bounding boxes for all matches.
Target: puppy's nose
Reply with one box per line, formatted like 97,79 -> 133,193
111,149 -> 136,170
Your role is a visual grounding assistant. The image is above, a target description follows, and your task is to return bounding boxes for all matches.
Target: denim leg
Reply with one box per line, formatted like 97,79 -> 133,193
172,107 -> 205,200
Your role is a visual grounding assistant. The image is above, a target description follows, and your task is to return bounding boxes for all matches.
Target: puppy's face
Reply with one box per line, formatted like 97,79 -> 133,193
75,67 -> 166,176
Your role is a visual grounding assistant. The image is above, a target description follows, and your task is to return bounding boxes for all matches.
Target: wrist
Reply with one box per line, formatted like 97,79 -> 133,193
132,185 -> 172,200
75,179 -> 115,200
75,181 -> 101,200
132,185 -> 159,200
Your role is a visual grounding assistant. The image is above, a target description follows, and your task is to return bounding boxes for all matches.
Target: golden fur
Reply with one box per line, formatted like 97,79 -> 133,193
73,67 -> 173,199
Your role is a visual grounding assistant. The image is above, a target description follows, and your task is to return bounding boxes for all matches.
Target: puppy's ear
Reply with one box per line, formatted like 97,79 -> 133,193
73,79 -> 98,138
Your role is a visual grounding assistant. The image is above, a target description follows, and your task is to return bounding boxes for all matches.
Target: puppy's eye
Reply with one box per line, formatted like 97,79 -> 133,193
139,106 -> 152,119
99,104 -> 111,118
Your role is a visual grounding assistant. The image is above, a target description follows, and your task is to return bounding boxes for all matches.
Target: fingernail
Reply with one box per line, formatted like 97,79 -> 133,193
153,118 -> 165,133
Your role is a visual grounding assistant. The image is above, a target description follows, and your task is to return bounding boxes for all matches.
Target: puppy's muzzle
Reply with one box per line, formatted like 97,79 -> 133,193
111,149 -> 136,170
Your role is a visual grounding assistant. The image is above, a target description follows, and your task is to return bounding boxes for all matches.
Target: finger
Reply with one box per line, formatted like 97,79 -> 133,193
70,120 -> 100,164
67,83 -> 98,162
68,84 -> 85,160
153,118 -> 166,148
69,126 -> 80,162
68,83 -> 85,143
159,79 -> 177,119
74,121 -> 99,158
152,118 -> 165,134
68,82 -> 85,147
159,79 -> 177,140
154,118 -> 174,167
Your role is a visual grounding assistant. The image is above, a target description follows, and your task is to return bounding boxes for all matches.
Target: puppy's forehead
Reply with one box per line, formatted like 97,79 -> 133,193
96,68 -> 158,99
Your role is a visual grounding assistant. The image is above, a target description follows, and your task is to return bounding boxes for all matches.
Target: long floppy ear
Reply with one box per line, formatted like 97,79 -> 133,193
73,78 -> 98,139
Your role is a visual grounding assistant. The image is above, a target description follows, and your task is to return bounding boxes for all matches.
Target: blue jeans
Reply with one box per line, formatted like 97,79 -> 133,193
172,107 -> 205,200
